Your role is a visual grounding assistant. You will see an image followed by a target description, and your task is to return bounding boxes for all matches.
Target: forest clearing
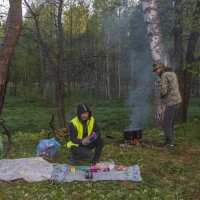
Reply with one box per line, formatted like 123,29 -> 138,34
0,0 -> 200,199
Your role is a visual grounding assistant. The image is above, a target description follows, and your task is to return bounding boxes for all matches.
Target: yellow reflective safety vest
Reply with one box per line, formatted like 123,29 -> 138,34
67,116 -> 95,148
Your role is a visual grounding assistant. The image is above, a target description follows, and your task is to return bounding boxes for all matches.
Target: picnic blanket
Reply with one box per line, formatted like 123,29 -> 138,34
0,157 -> 142,182
0,157 -> 53,182
51,164 -> 142,182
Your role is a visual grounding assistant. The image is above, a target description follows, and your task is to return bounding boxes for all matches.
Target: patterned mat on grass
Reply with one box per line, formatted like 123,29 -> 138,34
0,157 -> 142,182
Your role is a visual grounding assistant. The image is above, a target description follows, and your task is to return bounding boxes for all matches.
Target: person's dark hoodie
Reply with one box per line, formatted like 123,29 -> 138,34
77,104 -> 92,121
69,103 -> 101,145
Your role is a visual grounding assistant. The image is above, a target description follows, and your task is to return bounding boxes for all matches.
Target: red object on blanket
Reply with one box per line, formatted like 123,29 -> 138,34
116,165 -> 127,171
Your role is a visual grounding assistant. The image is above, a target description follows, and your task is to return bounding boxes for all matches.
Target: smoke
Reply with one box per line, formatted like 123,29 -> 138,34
126,52 -> 154,129
99,2 -> 154,129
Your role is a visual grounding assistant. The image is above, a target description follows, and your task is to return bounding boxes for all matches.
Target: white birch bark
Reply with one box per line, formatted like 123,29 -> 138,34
142,0 -> 171,124
106,28 -> 111,100
142,0 -> 170,65
117,5 -> 121,99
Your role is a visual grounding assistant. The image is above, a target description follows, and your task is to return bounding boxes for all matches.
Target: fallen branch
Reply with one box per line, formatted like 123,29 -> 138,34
48,114 -> 69,142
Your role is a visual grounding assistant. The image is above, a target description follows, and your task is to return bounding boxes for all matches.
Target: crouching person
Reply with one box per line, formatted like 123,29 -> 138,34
67,103 -> 105,165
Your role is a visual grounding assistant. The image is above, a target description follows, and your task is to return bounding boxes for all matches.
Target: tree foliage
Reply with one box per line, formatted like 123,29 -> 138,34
1,0 -> 199,124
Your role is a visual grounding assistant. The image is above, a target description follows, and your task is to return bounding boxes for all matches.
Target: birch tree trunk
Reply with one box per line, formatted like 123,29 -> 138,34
117,6 -> 121,99
105,28 -> 111,100
0,0 -> 22,114
142,0 -> 170,124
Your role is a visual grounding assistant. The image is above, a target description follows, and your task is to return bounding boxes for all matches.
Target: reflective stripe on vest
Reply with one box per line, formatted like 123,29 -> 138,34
66,116 -> 95,148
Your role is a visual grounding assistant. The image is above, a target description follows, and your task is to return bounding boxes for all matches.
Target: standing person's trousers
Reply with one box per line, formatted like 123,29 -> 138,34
70,137 -> 105,162
163,103 -> 181,145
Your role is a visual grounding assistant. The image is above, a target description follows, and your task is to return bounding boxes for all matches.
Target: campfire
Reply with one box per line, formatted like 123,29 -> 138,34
120,128 -> 142,147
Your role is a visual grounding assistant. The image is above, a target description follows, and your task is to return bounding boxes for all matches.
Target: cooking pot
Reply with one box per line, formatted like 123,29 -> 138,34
123,128 -> 142,140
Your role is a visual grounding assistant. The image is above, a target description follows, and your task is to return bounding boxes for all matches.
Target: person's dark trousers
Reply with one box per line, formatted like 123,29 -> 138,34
163,103 -> 180,145
70,137 -> 105,162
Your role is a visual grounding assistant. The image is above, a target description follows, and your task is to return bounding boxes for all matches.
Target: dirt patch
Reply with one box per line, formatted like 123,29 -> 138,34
179,147 -> 200,161
193,191 -> 200,200
0,181 -> 13,189
120,181 -> 136,189
141,167 -> 153,174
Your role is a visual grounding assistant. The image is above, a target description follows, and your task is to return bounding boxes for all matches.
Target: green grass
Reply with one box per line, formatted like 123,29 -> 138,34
1,95 -> 131,134
0,122 -> 200,200
0,95 -> 200,199
187,97 -> 200,121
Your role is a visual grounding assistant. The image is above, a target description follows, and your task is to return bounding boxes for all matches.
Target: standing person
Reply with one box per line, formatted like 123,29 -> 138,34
67,103 -> 105,164
153,62 -> 182,147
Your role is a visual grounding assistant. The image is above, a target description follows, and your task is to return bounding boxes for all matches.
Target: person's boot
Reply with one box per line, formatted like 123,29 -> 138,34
72,158 -> 79,165
159,142 -> 174,148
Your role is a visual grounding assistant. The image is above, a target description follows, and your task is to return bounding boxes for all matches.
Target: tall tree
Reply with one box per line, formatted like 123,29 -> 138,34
24,0 -> 66,126
173,0 -> 200,123
55,0 -> 65,127
182,0 -> 200,122
0,0 -> 22,114
142,0 -> 170,124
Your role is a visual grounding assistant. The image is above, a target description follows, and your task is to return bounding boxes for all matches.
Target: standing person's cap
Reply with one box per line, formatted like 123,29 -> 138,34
153,62 -> 165,72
